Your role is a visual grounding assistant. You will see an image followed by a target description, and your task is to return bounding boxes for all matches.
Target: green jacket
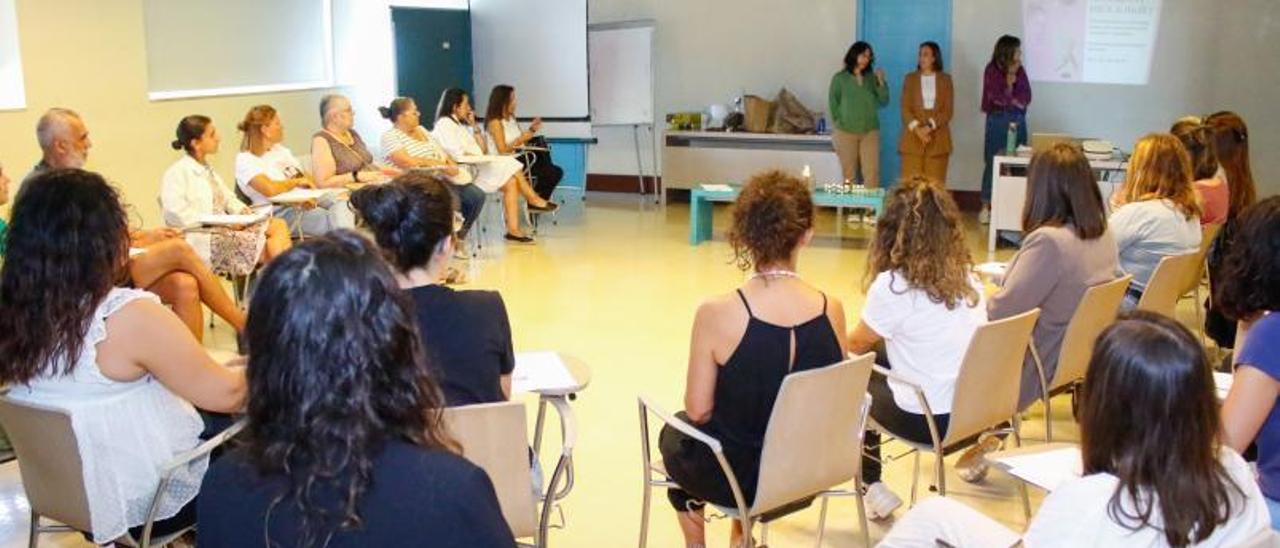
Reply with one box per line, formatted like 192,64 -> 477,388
0,217 -> 6,257
828,70 -> 889,134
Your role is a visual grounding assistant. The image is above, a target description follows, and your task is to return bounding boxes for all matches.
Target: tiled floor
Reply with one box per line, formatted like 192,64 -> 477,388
0,192 -> 1206,547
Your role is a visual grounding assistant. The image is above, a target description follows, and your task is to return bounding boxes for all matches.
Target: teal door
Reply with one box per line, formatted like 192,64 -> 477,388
392,8 -> 473,130
858,0 -> 952,187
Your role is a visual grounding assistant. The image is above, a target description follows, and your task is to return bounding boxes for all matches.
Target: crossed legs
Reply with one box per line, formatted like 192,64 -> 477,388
129,238 -> 246,341
501,172 -> 550,237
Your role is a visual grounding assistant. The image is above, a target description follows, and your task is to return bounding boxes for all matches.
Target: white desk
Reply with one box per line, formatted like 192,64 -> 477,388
988,154 -> 1128,254
662,131 -> 842,192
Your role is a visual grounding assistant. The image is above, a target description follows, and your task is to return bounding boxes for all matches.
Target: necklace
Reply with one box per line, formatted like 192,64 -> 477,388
749,269 -> 799,281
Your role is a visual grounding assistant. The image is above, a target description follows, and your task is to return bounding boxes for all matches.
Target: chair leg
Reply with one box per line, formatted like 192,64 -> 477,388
760,521 -> 769,545
638,482 -> 652,548
910,451 -> 921,505
815,496 -> 829,548
934,450 -> 947,497
854,476 -> 871,548
27,511 -> 38,548
1043,396 -> 1053,443
738,518 -> 754,548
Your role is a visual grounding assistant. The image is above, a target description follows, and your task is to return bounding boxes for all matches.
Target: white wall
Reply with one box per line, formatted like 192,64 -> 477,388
590,0 -> 1279,197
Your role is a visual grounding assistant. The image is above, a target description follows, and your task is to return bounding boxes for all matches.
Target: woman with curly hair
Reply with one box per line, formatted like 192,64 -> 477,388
1217,196 -> 1280,529
658,170 -> 848,548
197,231 -> 512,547
848,176 -> 987,520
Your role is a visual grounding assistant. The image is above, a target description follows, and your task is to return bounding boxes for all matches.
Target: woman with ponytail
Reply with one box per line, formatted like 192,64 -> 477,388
159,114 -> 291,275
350,172 -> 517,405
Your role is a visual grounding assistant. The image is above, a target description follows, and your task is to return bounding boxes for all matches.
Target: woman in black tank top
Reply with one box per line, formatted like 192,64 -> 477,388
658,171 -> 848,548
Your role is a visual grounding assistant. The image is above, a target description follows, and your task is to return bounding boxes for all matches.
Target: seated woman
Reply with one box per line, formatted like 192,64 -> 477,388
311,94 -> 397,189
848,176 -> 988,519
988,143 -> 1117,410
1172,116 -> 1229,226
881,312 -> 1271,547
485,85 -> 562,201
234,105 -> 351,236
378,96 -> 485,241
1204,111 -> 1261,350
1110,133 -> 1202,308
160,114 -> 290,276
350,173 -> 515,405
432,88 -> 555,244
197,231 -> 513,547
0,169 -> 247,544
658,171 -> 847,548
1217,196 -> 1280,529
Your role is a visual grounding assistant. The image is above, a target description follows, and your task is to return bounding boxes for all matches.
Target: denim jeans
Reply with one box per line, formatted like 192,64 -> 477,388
981,110 -> 1028,203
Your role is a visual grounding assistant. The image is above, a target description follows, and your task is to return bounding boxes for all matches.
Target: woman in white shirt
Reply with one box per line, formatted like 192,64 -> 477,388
432,88 -> 555,243
1110,133 -> 1202,308
160,115 -> 290,275
378,96 -> 485,239
847,176 -> 988,521
485,85 -> 563,201
880,312 -> 1270,547
234,105 -> 351,236
0,169 -> 246,544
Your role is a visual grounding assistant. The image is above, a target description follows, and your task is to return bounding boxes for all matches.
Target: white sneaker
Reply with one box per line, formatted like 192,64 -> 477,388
978,207 -> 990,225
862,481 -> 903,520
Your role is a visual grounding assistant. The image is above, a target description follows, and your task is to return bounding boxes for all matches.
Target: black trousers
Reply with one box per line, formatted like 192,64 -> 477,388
659,413 -> 758,512
863,371 -> 949,483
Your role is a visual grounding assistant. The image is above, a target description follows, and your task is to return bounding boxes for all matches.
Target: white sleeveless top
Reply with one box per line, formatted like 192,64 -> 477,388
8,288 -> 207,543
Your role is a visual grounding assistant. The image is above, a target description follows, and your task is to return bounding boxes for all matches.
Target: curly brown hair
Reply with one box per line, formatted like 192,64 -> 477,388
865,176 -> 978,309
727,170 -> 814,271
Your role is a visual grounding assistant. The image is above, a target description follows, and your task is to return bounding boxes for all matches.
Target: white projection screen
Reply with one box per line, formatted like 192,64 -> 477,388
0,0 -> 25,110
470,0 -> 589,120
1022,0 -> 1162,85
143,0 -> 333,100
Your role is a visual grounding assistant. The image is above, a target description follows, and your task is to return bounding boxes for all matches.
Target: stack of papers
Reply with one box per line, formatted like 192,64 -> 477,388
512,351 -> 579,394
974,262 -> 1008,284
1215,371 -> 1234,400
195,210 -> 269,227
270,188 -> 336,204
994,446 -> 1082,491
700,184 -> 734,192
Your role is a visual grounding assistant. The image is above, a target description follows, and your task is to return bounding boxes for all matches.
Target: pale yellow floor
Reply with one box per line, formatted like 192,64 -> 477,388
0,192 -> 1211,547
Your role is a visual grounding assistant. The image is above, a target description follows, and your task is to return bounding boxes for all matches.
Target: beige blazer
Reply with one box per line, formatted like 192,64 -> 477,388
898,71 -> 953,156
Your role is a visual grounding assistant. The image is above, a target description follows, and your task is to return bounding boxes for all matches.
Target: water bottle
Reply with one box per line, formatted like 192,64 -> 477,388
816,114 -> 828,135
801,165 -> 813,191
1005,122 -> 1018,155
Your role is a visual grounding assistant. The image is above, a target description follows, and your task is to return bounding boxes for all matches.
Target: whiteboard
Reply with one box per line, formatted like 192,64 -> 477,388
471,0 -> 588,119
589,22 -> 654,126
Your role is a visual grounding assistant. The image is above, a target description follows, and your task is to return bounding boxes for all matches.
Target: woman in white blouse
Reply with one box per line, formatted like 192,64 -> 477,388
160,115 -> 290,275
233,105 -> 352,236
0,169 -> 246,544
378,96 -> 485,239
432,88 -> 555,243
485,85 -> 563,202
879,312 -> 1270,547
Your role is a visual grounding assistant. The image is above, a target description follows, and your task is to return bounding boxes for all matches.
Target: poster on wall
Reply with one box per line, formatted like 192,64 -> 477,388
0,0 -> 26,110
1022,0 -> 1162,85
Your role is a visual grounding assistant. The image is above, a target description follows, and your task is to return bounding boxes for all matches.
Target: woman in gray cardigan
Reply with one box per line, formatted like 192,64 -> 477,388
989,144 -> 1118,409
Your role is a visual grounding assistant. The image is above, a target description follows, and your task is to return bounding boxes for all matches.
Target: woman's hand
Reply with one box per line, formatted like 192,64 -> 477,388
530,117 -> 544,133
914,125 -> 932,144
874,67 -> 887,86
444,164 -> 461,177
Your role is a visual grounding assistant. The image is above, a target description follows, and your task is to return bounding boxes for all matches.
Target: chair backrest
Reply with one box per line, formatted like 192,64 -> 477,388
944,309 -> 1041,446
442,401 -> 536,538
751,355 -> 874,515
1050,275 -> 1133,392
1136,251 -> 1201,317
1193,223 -> 1222,286
0,397 -> 94,533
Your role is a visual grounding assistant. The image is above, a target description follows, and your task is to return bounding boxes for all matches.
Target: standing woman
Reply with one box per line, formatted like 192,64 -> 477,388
160,115 -> 291,276
829,41 -> 890,188
979,35 -> 1032,223
485,85 -> 563,201
898,41 -> 954,183
1204,111 -> 1259,349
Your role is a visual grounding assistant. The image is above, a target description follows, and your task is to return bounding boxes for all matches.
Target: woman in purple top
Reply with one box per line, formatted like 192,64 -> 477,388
979,35 -> 1032,223
1219,196 -> 1280,529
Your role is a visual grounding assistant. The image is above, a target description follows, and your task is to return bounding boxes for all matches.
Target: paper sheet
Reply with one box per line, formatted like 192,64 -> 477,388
195,211 -> 269,227
512,351 -> 578,394
974,262 -> 1009,284
700,184 -> 734,192
128,247 -> 147,258
1215,371 -> 1234,400
994,446 -> 1082,491
270,188 -> 336,204
456,154 -> 510,164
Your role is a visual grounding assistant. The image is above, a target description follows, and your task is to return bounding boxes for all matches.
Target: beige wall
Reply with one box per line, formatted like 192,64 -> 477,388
0,0 -> 335,224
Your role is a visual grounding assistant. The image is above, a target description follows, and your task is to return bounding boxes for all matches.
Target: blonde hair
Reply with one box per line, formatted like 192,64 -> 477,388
237,105 -> 278,155
1122,133 -> 1202,220
865,176 -> 978,309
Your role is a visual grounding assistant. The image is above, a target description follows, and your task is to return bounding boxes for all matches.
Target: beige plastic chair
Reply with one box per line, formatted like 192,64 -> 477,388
637,355 -> 875,548
869,308 -> 1040,514
0,396 -> 243,548
444,399 -> 576,548
1184,223 -> 1222,341
1030,275 -> 1132,441
1135,251 -> 1202,318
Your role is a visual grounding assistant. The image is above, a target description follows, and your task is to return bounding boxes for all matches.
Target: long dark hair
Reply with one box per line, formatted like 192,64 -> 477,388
435,88 -> 470,125
843,41 -> 874,74
1213,196 -> 1280,321
1023,143 -> 1107,239
485,85 -> 515,123
349,172 -> 457,272
1171,117 -> 1220,181
1206,111 -> 1257,219
0,169 -> 130,383
241,230 -> 456,547
1079,312 -> 1244,546
990,34 -> 1021,71
171,114 -> 211,155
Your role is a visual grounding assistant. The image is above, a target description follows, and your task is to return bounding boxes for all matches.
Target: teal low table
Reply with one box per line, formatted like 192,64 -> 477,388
689,185 -> 887,245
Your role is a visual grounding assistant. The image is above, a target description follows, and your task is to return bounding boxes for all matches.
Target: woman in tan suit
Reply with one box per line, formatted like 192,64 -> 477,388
898,41 -> 953,183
